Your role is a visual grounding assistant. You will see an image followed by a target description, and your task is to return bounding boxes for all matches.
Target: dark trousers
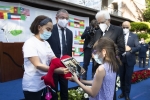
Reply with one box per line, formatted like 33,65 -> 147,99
119,62 -> 134,96
139,57 -> 146,68
82,48 -> 92,79
51,73 -> 68,100
23,89 -> 43,100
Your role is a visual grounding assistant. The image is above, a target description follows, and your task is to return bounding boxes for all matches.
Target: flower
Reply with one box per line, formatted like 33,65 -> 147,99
78,87 -> 83,92
84,93 -> 89,98
131,69 -> 150,84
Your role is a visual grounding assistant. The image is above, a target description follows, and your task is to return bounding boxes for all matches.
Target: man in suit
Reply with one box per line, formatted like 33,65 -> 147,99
92,10 -> 125,100
47,9 -> 73,100
118,21 -> 140,100
138,38 -> 149,68
81,19 -> 99,79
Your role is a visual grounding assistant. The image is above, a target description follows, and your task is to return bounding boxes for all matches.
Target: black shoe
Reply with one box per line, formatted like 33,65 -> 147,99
118,93 -> 125,99
125,95 -> 130,100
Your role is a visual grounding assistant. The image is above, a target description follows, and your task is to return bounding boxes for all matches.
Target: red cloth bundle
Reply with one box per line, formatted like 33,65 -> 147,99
41,55 -> 72,88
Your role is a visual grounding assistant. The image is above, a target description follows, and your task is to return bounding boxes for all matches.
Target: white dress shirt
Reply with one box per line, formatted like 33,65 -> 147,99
57,24 -> 67,57
103,24 -> 110,36
124,32 -> 129,45
122,32 -> 130,56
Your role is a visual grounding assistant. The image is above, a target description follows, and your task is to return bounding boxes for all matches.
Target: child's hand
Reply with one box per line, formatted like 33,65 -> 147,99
67,73 -> 79,82
81,67 -> 85,74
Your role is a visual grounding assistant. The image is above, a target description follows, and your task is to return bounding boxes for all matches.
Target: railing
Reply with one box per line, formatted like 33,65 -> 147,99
101,6 -> 123,17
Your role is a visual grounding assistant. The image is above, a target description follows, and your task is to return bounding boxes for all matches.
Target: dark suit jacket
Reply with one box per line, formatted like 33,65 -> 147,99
93,24 -> 125,57
47,24 -> 73,58
122,32 -> 140,67
81,26 -> 92,50
138,43 -> 148,57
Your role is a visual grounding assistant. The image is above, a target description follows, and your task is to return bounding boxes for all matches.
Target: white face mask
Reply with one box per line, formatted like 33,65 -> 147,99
93,54 -> 103,64
123,29 -> 129,35
58,19 -> 68,28
99,23 -> 108,32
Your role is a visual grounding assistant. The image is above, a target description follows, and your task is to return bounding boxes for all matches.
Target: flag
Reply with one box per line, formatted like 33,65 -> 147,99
9,6 -> 14,13
0,12 -> 3,19
69,17 -> 74,22
74,18 -> 80,28
69,22 -> 74,27
79,31 -> 83,36
21,14 -> 26,20
3,13 -> 8,19
14,7 -> 18,14
8,13 -> 21,20
11,14 -> 21,20
80,20 -> 84,29
80,24 -> 84,29
17,7 -> 21,14
21,8 -> 30,16
74,22 -> 80,28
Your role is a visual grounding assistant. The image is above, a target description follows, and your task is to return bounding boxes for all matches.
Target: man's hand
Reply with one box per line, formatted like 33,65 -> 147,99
125,45 -> 131,51
54,67 -> 69,74
62,67 -> 69,74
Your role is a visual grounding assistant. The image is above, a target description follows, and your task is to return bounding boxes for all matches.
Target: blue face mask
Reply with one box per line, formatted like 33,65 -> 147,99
40,30 -> 52,40
93,54 -> 103,64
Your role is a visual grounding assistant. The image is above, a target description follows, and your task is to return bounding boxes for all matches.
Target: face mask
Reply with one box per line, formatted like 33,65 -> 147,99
40,30 -> 52,40
93,54 -> 103,64
58,19 -> 68,28
123,29 -> 129,35
99,23 -> 108,32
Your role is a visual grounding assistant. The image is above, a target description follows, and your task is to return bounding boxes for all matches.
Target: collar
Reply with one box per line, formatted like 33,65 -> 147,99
106,24 -> 110,31
124,32 -> 130,36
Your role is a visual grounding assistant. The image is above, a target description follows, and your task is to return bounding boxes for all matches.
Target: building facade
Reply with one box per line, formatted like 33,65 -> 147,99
61,0 -> 146,21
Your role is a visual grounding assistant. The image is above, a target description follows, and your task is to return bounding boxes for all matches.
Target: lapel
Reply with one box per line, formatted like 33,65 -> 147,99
127,32 -> 132,45
53,24 -> 61,50
103,24 -> 114,37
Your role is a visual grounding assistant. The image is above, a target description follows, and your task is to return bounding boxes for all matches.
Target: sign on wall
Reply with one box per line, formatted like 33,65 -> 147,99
0,1 -> 89,62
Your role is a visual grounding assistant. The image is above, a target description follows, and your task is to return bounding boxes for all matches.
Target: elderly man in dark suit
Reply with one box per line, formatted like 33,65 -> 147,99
138,38 -> 149,68
92,10 -> 125,100
47,9 -> 73,100
118,21 -> 140,100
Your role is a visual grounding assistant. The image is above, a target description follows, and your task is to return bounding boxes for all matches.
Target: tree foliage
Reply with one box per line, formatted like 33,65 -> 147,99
143,0 -> 150,22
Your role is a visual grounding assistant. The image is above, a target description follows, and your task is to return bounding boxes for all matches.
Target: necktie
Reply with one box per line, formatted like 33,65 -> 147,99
61,28 -> 67,55
124,34 -> 127,45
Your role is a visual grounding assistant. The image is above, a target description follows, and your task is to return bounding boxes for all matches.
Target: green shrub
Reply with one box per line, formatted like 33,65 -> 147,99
131,22 -> 149,32
57,87 -> 89,100
137,33 -> 148,40
137,33 -> 150,43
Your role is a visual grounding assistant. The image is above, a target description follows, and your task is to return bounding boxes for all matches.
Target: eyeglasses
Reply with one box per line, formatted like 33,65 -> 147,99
58,16 -> 69,20
123,27 -> 129,29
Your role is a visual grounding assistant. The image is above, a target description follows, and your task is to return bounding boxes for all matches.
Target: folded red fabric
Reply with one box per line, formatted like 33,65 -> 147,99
41,55 -> 72,88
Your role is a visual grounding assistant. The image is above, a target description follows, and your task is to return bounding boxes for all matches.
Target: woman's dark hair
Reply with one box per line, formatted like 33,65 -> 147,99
30,15 -> 52,34
93,37 -> 121,72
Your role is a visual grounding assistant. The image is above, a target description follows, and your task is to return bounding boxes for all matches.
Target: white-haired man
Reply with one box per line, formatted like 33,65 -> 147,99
92,10 -> 125,100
